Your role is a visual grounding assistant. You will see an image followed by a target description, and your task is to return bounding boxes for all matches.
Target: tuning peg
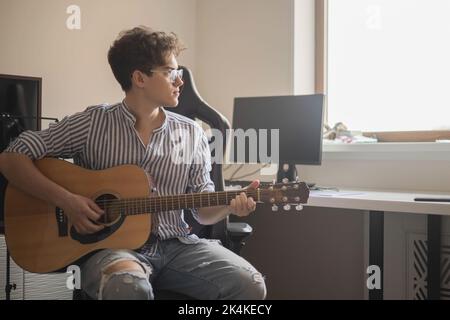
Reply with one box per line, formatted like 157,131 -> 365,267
283,204 -> 291,211
295,204 -> 303,211
282,178 -> 289,184
271,205 -> 279,212
295,176 -> 299,182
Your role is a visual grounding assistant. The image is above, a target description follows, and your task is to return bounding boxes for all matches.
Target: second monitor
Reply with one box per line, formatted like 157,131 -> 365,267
231,94 -> 324,182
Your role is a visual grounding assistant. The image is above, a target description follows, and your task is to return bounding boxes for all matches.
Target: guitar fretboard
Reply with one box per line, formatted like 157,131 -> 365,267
102,189 -> 261,215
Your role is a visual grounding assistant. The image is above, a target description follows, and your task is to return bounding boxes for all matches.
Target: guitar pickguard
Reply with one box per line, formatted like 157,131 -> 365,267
70,213 -> 126,244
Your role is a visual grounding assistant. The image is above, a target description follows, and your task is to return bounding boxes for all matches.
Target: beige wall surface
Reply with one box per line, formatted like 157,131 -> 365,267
195,0 -> 295,123
0,0 -> 197,123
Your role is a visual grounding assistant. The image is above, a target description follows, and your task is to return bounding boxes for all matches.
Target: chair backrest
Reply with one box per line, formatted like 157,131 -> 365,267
169,66 -> 231,245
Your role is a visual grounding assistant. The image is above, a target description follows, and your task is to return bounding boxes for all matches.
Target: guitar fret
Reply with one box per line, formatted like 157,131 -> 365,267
216,192 -> 219,206
191,193 -> 195,208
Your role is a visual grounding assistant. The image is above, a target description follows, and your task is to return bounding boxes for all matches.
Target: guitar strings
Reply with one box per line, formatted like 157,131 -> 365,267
90,189 -> 289,213
89,183 -> 301,205
92,190 -> 260,205
95,190 -> 260,209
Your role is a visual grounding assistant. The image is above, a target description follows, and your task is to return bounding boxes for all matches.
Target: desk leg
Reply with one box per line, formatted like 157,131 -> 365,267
427,214 -> 441,300
369,211 -> 384,300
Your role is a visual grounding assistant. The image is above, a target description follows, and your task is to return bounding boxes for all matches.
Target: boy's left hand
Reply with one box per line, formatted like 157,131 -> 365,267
229,180 -> 260,217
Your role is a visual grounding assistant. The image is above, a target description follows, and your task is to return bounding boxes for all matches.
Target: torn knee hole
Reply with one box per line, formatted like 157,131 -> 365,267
103,259 -> 147,276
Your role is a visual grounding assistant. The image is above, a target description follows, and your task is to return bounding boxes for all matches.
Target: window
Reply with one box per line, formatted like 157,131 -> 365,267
323,0 -> 450,142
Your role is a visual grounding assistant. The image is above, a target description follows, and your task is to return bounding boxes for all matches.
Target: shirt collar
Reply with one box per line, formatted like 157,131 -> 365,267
121,100 -> 137,123
121,100 -> 168,133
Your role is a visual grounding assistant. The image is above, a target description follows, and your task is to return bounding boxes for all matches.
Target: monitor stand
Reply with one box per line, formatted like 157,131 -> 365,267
276,163 -> 298,183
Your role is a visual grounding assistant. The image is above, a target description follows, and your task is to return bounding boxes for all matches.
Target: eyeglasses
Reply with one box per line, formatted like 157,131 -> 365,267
149,68 -> 183,83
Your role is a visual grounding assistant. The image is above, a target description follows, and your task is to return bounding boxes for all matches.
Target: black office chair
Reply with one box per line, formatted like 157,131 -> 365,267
73,66 -> 252,300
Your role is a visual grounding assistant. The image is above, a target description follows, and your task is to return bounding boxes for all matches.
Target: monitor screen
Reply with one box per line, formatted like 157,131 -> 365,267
0,74 -> 41,232
0,74 -> 41,150
231,94 -> 324,165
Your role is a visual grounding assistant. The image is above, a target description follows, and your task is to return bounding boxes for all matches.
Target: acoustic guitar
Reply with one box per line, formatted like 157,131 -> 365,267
4,158 -> 309,273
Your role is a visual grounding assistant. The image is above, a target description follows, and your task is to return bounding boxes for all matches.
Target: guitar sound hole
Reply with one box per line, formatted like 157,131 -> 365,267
95,194 -> 121,226
70,193 -> 126,245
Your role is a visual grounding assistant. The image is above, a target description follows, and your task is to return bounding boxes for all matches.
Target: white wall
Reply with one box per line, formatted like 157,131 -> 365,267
0,0 -> 197,123
195,0 -> 295,123
193,0 -> 450,193
294,0 -> 315,95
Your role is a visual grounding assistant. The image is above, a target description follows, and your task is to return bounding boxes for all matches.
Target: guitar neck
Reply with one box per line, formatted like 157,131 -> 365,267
107,189 -> 260,216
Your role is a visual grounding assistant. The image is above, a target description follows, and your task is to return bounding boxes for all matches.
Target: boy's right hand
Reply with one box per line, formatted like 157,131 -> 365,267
62,194 -> 105,235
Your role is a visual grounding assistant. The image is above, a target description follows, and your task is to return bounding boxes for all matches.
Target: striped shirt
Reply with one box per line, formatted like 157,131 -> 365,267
5,101 -> 215,255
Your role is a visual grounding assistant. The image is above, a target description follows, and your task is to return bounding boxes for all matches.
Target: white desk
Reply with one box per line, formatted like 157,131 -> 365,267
307,189 -> 450,215
304,188 -> 450,300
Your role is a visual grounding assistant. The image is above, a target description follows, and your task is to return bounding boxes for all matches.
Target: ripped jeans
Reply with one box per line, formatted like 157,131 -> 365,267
80,237 -> 266,300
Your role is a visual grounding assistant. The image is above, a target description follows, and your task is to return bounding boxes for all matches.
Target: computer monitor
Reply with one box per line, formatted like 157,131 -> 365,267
0,74 -> 42,232
231,94 -> 324,182
0,74 -> 42,149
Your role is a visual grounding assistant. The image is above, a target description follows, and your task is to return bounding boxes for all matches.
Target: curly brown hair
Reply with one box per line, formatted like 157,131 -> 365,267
108,26 -> 185,91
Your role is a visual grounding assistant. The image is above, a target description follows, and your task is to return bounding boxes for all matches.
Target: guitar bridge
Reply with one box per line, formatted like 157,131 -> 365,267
55,207 -> 68,237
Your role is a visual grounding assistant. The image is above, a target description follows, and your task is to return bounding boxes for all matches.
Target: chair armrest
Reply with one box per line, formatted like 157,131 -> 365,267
226,222 -> 253,255
227,222 -> 252,235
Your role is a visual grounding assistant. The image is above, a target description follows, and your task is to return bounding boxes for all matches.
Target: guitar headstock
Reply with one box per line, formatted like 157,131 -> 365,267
258,180 -> 310,212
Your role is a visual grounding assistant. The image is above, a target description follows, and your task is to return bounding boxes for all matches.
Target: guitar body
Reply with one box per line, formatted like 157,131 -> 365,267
4,158 -> 152,273
4,158 -> 310,274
